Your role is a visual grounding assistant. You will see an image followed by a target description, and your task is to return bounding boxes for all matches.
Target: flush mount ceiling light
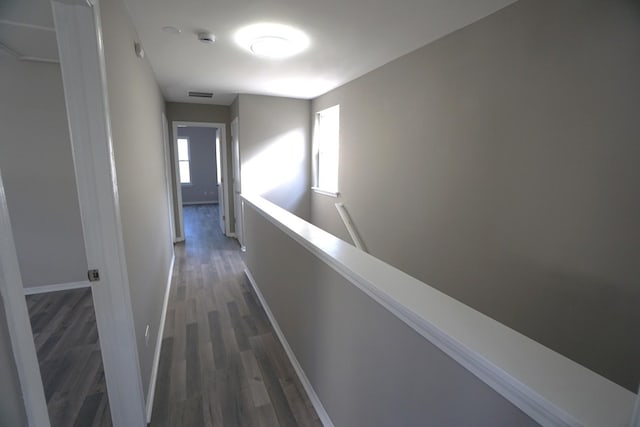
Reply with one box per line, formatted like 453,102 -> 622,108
235,23 -> 309,59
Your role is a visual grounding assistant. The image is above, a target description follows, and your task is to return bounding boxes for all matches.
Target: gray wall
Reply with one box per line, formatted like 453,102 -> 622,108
234,94 -> 311,220
177,126 -> 219,204
310,0 -> 640,391
165,102 -> 233,235
243,204 -> 539,427
0,295 -> 27,427
0,56 -> 87,288
100,0 -> 173,398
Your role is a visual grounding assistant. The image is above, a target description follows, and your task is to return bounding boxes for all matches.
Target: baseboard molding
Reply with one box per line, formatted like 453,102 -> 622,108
23,280 -> 91,295
633,391 -> 640,427
227,232 -> 237,238
244,268 -> 334,427
146,252 -> 175,423
181,201 -> 218,206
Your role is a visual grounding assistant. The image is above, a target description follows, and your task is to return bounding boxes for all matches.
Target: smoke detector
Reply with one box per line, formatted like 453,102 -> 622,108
197,32 -> 216,44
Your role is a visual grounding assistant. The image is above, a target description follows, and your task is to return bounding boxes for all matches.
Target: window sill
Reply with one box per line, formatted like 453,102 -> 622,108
312,187 -> 339,198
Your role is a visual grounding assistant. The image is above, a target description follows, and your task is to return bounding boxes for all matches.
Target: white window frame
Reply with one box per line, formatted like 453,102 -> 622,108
177,137 -> 192,185
312,105 -> 340,197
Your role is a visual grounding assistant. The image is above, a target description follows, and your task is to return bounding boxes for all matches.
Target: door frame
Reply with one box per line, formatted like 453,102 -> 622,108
171,121 -> 230,240
1,1 -> 148,426
161,112 -> 176,244
230,117 -> 245,249
0,169 -> 50,427
52,0 -> 147,425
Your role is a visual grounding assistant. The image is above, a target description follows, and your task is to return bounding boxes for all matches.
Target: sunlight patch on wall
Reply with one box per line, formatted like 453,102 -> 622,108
242,129 -> 306,196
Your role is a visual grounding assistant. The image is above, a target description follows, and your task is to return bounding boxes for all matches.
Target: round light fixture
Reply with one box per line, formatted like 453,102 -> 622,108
235,23 -> 309,59
250,36 -> 292,58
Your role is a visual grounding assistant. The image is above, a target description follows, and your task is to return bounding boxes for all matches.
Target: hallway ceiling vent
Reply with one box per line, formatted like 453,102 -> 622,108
188,91 -> 214,98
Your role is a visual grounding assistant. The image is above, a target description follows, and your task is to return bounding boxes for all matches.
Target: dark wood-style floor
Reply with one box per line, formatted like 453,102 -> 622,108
26,287 -> 111,427
150,204 -> 322,427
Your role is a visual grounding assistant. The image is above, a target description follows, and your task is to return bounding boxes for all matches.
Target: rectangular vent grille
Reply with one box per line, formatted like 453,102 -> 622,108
188,91 -> 213,98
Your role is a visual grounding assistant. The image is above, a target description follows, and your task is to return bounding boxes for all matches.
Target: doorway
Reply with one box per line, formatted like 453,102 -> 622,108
171,121 -> 231,242
0,1 -> 149,425
230,117 -> 245,250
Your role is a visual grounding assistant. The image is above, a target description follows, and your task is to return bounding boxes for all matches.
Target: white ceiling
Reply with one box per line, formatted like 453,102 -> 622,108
124,0 -> 518,105
1,0 -> 519,105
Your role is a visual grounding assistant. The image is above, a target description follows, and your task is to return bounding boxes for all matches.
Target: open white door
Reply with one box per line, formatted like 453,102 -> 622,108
231,117 -> 244,249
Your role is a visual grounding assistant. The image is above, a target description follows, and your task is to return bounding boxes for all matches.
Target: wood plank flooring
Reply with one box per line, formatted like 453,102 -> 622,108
150,204 -> 322,427
26,287 -> 111,427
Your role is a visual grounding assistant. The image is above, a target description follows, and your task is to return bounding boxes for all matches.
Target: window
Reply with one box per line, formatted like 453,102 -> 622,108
313,105 -> 340,196
177,138 -> 191,184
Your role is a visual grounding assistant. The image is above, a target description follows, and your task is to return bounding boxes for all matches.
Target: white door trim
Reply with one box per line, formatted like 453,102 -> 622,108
161,113 -> 176,243
171,121 -> 230,240
633,390 -> 640,427
0,170 -> 50,427
52,1 -> 147,425
230,117 -> 245,249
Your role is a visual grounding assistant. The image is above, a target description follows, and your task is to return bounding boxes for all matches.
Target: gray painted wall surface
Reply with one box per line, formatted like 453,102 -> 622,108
0,57 -> 87,288
243,204 -> 539,427
101,0 -> 173,397
310,0 -> 640,391
236,94 -> 311,220
0,295 -> 27,427
177,126 -> 219,204
165,102 -> 233,235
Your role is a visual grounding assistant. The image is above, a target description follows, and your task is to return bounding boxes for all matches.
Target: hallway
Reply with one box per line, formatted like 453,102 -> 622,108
150,205 -> 322,427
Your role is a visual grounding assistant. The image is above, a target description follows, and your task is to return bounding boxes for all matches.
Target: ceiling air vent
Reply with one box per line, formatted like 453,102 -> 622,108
188,91 -> 214,98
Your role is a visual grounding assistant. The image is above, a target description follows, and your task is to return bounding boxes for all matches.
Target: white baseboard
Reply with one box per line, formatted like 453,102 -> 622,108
23,280 -> 91,295
227,232 -> 237,238
633,390 -> 640,427
181,201 -> 218,206
244,268 -> 334,427
146,252 -> 175,423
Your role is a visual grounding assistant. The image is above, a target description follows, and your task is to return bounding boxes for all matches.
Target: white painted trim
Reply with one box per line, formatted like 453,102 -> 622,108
172,123 -> 185,240
0,171 -> 50,427
244,268 -> 335,427
23,281 -> 91,295
146,252 -> 175,422
632,390 -> 640,427
53,1 -> 147,425
171,121 -> 231,240
311,187 -> 339,198
161,112 -> 176,244
242,194 -> 636,427
227,232 -> 237,238
230,117 -> 244,249
334,202 -> 366,252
